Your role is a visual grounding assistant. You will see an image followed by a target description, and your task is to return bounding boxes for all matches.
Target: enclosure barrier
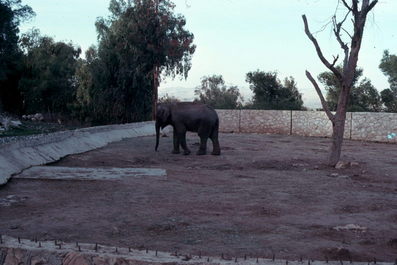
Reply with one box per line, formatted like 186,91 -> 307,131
0,121 -> 155,185
216,110 -> 397,143
0,235 -> 394,265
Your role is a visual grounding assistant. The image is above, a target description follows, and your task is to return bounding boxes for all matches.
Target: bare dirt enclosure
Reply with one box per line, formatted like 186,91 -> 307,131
1,133 -> 396,262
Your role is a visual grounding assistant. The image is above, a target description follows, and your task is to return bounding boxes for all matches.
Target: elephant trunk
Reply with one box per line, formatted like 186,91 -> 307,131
155,122 -> 160,151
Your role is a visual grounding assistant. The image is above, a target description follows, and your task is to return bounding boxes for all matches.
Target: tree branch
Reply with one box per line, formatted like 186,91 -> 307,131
305,70 -> 335,122
302,15 -> 343,80
364,0 -> 378,15
340,0 -> 352,11
332,14 -> 350,70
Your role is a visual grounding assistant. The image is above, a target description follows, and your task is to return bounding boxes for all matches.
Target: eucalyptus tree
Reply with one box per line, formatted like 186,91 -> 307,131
0,0 -> 34,112
89,0 -> 195,123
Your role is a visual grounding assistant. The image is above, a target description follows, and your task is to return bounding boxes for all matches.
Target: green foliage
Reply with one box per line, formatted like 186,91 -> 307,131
379,50 -> 397,112
245,70 -> 304,110
380,88 -> 397,112
158,93 -> 180,104
78,0 -> 195,124
18,30 -> 81,114
318,67 -> 381,112
0,0 -> 34,113
194,75 -> 242,109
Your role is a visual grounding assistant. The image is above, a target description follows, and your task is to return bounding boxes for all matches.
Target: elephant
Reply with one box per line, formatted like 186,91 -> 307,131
155,102 -> 221,155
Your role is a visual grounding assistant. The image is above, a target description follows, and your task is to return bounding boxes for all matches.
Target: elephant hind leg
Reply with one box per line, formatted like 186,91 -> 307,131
196,136 -> 208,155
210,129 -> 221,155
197,124 -> 210,155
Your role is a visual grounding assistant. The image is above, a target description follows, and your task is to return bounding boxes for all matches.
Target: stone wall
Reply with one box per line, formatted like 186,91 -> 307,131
217,110 -> 397,143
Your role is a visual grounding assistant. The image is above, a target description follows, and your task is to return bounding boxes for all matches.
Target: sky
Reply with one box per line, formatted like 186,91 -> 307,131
19,0 -> 397,108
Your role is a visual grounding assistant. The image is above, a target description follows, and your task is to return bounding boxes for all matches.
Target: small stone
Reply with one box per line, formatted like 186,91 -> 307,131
350,162 -> 359,167
335,161 -> 349,169
330,173 -> 339,178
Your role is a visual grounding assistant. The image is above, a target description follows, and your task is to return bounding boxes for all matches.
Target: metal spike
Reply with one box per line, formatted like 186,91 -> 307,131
175,250 -> 178,257
308,259 -> 311,265
286,260 -> 289,265
235,257 -> 237,263
129,247 -> 131,252
340,260 -> 343,265
221,253 -> 224,259
78,246 -> 81,252
273,254 -> 275,261
146,248 -> 148,253
207,257 -> 210,262
155,250 -> 158,256
257,257 -> 259,263
199,251 -> 201,259
95,243 -> 98,252
76,242 -> 79,247
58,244 -> 61,249
116,247 -> 118,253
0,235 -> 2,244
300,256 -> 303,262
18,237 -> 21,243
55,239 -> 57,245
374,258 -> 377,264
39,242 -> 41,248
245,254 -> 247,260
326,256 -> 329,263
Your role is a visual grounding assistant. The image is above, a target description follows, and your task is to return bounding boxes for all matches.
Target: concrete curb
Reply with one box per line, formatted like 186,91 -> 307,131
1,236 -> 393,265
0,121 -> 155,185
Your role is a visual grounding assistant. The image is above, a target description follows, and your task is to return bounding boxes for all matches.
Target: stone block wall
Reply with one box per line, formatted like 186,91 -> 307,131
292,111 -> 352,139
216,109 -> 397,143
351,112 -> 397,143
216,109 -> 240,133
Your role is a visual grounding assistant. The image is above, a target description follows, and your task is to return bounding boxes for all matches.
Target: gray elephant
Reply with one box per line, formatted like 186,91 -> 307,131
155,102 -> 221,155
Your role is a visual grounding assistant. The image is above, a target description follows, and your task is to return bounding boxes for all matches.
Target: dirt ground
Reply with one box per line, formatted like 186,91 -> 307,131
1,133 -> 396,262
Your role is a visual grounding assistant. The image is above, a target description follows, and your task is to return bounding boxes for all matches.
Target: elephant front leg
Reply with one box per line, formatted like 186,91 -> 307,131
172,130 -> 180,154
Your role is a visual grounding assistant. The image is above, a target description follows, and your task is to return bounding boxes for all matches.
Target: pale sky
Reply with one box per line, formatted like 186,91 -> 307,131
20,0 -> 397,108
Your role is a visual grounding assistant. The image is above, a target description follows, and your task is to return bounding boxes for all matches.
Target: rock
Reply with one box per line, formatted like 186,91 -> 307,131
350,161 -> 360,167
330,173 -> 339,178
333,224 -> 367,232
335,161 -> 349,169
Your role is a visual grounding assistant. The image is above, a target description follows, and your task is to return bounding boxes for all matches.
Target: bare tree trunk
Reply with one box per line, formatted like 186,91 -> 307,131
302,0 -> 378,167
329,113 -> 346,165
152,66 -> 159,120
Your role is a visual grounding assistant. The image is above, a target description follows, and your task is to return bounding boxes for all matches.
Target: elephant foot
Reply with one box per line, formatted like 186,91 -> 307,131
172,150 -> 180,154
211,150 -> 221,156
183,149 -> 191,155
196,149 -> 206,155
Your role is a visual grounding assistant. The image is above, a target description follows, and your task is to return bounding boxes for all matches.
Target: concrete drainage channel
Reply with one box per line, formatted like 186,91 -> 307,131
1,236 -> 393,265
0,121 -> 155,186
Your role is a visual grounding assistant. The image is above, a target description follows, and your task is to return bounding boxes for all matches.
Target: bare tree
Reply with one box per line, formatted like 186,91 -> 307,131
302,0 -> 377,166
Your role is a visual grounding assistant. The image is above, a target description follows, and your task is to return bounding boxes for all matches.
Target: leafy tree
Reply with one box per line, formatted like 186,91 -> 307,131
158,93 -> 180,104
85,0 -> 195,124
194,75 -> 242,109
318,67 -> 381,112
0,0 -> 34,113
380,88 -> 397,112
245,70 -> 304,110
18,30 -> 81,114
379,50 -> 397,112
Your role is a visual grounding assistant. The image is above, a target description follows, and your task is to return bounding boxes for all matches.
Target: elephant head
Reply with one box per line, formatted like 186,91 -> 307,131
155,103 -> 170,151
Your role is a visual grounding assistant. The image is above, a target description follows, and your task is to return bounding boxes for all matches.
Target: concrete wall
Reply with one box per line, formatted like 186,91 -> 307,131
217,110 -> 397,143
0,121 -> 155,185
